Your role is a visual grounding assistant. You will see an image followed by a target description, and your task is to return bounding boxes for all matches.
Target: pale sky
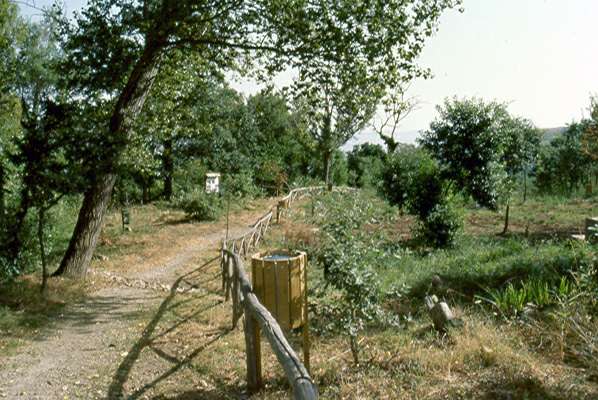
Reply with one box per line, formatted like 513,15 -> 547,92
21,0 -> 598,145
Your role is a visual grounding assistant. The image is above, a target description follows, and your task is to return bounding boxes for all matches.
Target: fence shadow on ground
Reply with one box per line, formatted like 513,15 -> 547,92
107,256 -> 238,400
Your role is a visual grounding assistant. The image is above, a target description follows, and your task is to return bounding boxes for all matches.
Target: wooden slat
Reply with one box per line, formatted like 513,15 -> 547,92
228,252 -> 318,400
219,186 -> 358,398
244,305 -> 262,392
225,254 -> 233,301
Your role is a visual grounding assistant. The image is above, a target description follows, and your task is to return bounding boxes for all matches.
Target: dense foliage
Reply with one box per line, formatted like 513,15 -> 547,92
310,192 -> 399,363
381,146 -> 462,247
535,121 -> 596,195
347,143 -> 386,188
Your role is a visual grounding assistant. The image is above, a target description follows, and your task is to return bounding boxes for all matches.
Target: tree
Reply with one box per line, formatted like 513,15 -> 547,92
0,6 -> 78,281
421,97 -> 543,234
380,146 -> 462,247
293,60 -> 381,187
535,121 -> 594,195
582,96 -> 598,162
55,0 -> 462,278
420,97 -> 512,210
129,50 -> 219,202
347,143 -> 385,188
246,88 -> 312,193
291,0 -> 459,187
0,0 -> 23,277
499,116 -> 541,233
371,85 -> 420,154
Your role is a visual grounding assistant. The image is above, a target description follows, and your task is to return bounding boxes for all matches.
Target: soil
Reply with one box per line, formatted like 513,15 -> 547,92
0,203 -> 274,400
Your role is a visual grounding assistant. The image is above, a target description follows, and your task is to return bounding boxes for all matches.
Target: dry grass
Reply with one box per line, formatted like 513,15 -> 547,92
247,195 -> 598,399
1,194 -> 595,398
0,275 -> 86,355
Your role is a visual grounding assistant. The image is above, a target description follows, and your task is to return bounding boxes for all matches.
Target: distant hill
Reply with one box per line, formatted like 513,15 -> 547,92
343,126 -> 568,152
541,127 -> 567,143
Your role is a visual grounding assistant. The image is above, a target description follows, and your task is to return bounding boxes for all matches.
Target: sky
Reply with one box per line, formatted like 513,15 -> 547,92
20,0 -> 598,146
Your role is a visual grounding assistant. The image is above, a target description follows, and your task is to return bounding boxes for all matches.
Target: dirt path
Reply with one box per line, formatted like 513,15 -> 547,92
0,204 -> 274,399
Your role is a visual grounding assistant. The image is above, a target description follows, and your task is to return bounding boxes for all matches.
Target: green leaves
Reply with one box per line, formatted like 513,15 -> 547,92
535,113 -> 596,195
381,147 -> 462,248
420,97 -> 540,210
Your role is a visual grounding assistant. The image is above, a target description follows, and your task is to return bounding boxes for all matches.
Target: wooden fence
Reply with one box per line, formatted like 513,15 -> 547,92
221,250 -> 317,399
219,186 -> 357,399
223,186 -> 328,256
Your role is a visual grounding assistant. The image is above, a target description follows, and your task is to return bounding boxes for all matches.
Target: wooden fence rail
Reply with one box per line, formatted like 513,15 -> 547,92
221,250 -> 318,399
219,186 -> 356,398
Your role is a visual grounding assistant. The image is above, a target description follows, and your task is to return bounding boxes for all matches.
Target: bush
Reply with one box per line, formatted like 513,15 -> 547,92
173,159 -> 208,196
311,191 -> 399,363
414,198 -> 463,248
221,170 -> 260,198
381,147 -> 462,247
179,191 -> 222,221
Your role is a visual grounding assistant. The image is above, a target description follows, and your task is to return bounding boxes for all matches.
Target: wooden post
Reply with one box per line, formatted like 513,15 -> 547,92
244,307 -> 262,393
302,254 -> 311,374
221,246 -> 226,292
225,255 -> 233,301
232,262 -> 240,328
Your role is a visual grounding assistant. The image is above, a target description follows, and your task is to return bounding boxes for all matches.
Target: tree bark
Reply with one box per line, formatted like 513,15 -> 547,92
382,136 -> 398,154
8,187 -> 31,261
162,136 -> 173,201
38,208 -> 48,294
54,41 -> 164,278
141,180 -> 150,204
53,174 -> 117,277
502,202 -> 510,235
523,169 -> 527,203
323,150 -> 332,190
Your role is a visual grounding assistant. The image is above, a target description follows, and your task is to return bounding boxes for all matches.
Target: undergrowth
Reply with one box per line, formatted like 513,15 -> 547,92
265,189 -> 598,398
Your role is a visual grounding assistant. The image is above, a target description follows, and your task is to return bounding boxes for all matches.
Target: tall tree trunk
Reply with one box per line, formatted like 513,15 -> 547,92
141,180 -> 150,204
523,169 -> 527,203
53,174 -> 117,277
54,42 -> 163,278
38,208 -> 48,294
382,136 -> 398,154
501,202 -> 510,235
8,187 -> 31,261
323,150 -> 332,190
162,136 -> 173,201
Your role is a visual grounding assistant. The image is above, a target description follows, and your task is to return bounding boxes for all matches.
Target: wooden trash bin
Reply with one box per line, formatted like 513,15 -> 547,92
251,250 -> 310,370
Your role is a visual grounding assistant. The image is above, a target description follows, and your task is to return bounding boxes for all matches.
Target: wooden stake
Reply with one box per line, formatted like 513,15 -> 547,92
244,311 -> 262,393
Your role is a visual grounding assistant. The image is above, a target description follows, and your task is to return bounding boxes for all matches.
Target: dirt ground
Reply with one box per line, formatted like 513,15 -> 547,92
0,200 -> 283,400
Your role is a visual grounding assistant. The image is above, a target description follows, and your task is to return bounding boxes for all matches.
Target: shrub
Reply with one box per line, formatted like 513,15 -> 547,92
173,159 -> 208,196
414,198 -> 463,248
380,145 -> 421,211
179,191 -> 222,221
221,170 -> 259,198
381,147 -> 462,247
311,191 -> 399,364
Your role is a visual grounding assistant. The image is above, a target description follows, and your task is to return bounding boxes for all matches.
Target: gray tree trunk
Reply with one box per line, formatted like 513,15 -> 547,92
323,150 -> 332,190
54,43 -> 163,278
162,136 -> 173,201
502,202 -> 510,235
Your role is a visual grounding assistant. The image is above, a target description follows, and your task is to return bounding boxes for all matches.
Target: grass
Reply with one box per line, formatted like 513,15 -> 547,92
256,190 -> 598,398
0,195 -> 272,356
0,276 -> 85,355
1,189 -> 596,398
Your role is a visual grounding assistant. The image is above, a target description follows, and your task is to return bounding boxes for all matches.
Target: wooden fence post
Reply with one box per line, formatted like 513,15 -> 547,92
232,262 -> 239,329
225,254 -> 233,301
221,243 -> 226,292
244,307 -> 262,393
